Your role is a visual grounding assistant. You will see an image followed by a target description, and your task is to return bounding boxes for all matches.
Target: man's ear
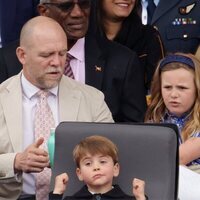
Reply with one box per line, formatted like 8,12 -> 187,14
16,47 -> 26,65
37,4 -> 49,16
76,168 -> 84,181
113,163 -> 120,177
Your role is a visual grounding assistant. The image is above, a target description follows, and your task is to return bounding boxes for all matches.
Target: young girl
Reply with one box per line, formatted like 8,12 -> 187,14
145,53 -> 200,173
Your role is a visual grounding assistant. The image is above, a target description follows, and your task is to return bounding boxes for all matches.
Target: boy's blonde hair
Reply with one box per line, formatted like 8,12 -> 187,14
145,52 -> 200,141
73,135 -> 119,167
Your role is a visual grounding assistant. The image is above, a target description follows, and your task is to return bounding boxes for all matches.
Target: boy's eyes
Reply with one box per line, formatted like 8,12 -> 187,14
100,160 -> 107,164
85,162 -> 91,166
83,160 -> 108,166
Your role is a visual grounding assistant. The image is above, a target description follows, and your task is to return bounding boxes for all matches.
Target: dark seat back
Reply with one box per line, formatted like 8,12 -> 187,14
50,122 -> 179,200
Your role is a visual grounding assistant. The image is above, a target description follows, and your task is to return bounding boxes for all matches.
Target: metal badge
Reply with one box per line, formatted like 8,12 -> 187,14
179,3 -> 196,15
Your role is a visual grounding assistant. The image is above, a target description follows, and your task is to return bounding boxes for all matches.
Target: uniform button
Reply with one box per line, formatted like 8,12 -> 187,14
153,25 -> 158,31
95,194 -> 101,200
183,34 -> 188,38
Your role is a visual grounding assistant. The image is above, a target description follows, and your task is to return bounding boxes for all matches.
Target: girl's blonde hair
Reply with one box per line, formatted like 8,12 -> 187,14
145,53 -> 200,141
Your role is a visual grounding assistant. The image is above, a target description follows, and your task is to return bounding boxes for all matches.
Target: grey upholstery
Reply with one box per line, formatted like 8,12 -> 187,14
50,122 -> 179,200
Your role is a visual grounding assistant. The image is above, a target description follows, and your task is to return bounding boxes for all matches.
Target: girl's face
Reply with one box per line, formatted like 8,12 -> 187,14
101,0 -> 135,21
161,68 -> 196,117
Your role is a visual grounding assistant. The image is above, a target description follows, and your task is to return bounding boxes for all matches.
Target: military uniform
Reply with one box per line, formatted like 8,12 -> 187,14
151,0 -> 200,53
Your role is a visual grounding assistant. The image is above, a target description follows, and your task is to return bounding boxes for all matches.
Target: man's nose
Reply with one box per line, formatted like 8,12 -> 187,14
50,54 -> 61,66
70,3 -> 84,17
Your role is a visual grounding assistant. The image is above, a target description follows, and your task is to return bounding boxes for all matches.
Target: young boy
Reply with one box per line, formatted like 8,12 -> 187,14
49,135 -> 147,200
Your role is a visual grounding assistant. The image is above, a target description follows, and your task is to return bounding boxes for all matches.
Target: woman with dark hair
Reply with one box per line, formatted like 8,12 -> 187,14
89,0 -> 165,94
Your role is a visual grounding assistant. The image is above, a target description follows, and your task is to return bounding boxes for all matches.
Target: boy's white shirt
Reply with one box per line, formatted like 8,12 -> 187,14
88,186 -> 114,194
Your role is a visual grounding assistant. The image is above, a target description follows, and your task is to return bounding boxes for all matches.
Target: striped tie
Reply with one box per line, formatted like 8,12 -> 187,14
64,53 -> 75,79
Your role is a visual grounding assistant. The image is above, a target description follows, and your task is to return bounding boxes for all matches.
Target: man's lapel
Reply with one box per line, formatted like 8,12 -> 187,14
0,74 -> 23,152
59,77 -> 82,122
152,0 -> 182,24
84,34 -> 106,90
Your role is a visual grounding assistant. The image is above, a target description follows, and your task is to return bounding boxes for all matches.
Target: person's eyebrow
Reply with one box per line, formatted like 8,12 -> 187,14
81,156 -> 92,161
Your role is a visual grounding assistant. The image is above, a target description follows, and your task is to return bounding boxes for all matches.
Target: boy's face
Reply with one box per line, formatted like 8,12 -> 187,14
76,153 -> 119,193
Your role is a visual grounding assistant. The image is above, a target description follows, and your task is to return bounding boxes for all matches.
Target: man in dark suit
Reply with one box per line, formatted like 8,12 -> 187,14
0,0 -> 147,122
146,0 -> 200,53
0,40 -> 21,83
0,0 -> 39,47
38,0 -> 147,122
0,0 -> 39,81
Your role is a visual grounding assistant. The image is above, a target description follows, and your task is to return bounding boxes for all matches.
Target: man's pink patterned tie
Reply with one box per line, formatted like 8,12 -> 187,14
34,90 -> 55,200
64,53 -> 75,79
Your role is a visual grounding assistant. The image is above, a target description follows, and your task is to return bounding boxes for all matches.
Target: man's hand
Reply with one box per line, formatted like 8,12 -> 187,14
53,173 -> 69,194
14,137 -> 49,173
